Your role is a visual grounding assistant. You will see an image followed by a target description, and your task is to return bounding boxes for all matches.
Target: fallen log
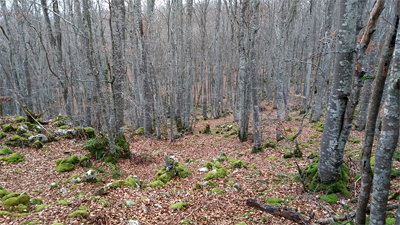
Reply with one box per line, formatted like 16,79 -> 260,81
246,199 -> 313,225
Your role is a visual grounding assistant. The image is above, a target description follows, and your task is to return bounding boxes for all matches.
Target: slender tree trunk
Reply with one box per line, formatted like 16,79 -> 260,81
249,0 -> 261,153
370,17 -> 400,224
110,0 -> 126,143
184,0 -> 193,130
238,0 -> 249,142
355,2 -> 400,223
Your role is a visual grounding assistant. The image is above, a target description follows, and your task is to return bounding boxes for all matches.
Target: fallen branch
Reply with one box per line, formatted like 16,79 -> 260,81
389,189 -> 400,201
246,199 -> 313,225
316,204 -> 399,224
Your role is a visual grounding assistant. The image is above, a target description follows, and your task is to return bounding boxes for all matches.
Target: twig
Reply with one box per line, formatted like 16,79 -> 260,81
310,200 -> 335,219
185,199 -> 217,220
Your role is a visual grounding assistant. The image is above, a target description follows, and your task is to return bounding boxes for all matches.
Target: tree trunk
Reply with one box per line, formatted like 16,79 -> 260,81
355,2 -> 400,223
238,0 -> 249,142
318,0 -> 358,183
370,17 -> 400,224
249,0 -> 261,153
110,0 -> 126,142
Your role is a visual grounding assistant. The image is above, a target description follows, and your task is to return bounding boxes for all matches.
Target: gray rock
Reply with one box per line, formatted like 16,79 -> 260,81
128,219 -> 140,225
54,129 -> 76,137
234,183 -> 241,192
28,134 -> 48,143
60,187 -> 67,194
154,204 -> 162,208
124,200 -> 136,207
83,170 -> 97,183
69,177 -> 81,183
198,167 -> 209,172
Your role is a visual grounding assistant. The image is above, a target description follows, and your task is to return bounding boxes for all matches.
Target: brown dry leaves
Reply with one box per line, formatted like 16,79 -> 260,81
1,105 -> 399,225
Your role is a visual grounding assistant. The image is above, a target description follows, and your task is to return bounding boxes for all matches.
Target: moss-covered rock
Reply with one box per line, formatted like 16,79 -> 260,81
74,127 -> 96,139
6,135 -> 29,148
263,141 -> 276,149
14,117 -> 26,123
51,115 -> 71,127
235,223 -> 247,225
193,183 -> 203,190
0,153 -> 25,164
148,180 -> 166,188
68,209 -> 88,218
0,131 -> 6,140
33,141 -> 43,149
56,155 -> 79,172
170,201 -> 187,209
2,124 -> 17,132
211,188 -> 224,194
283,153 -> 293,158
79,156 -> 91,167
264,196 -> 283,206
320,194 -> 338,205
31,198 -> 43,205
124,175 -> 141,189
218,152 -> 227,162
0,189 -> 9,198
227,159 -> 247,169
3,194 -> 30,212
306,162 -> 350,198
0,145 -> 13,155
135,127 -> 144,135
16,126 -> 27,136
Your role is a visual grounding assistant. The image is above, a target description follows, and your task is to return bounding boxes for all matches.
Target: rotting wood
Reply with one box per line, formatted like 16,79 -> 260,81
246,198 -> 313,225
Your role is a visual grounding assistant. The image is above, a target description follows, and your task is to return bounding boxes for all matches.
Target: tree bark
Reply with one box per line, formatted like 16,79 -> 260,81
355,2 -> 400,223
370,16 -> 400,225
318,0 -> 358,183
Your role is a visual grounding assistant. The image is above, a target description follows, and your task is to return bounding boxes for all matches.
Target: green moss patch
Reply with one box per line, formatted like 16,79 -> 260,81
74,127 -> 96,139
79,156 -> 91,167
306,162 -> 350,198
31,198 -> 43,205
0,153 -> 25,164
0,146 -> 13,155
211,188 -> 224,194
170,201 -> 187,209
2,124 -> 17,132
51,115 -> 71,127
193,183 -> 203,190
320,194 -> 338,205
227,159 -> 247,169
264,141 -> 276,149
108,175 -> 141,190
264,196 -> 283,205
204,161 -> 228,181
56,155 -> 79,172
33,140 -> 43,149
68,209 -> 88,218
3,194 -> 30,212
0,131 -> 6,139
35,204 -> 47,212
311,122 -> 324,132
57,200 -> 69,206
150,162 -> 192,187
135,127 -> 144,135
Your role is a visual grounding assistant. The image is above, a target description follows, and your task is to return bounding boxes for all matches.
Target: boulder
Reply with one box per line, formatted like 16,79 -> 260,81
28,134 -> 48,143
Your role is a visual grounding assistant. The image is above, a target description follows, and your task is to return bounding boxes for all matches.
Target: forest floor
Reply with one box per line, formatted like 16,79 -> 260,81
0,104 -> 399,225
